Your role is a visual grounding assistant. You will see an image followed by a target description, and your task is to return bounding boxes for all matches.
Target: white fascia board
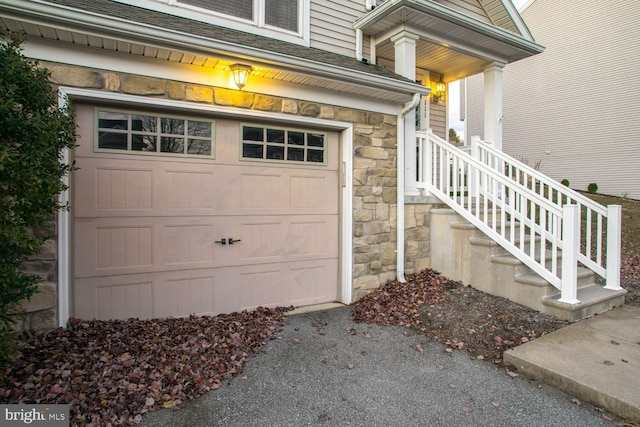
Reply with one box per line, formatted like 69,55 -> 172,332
1,0 -> 428,98
353,0 -> 544,55
501,0 -> 536,40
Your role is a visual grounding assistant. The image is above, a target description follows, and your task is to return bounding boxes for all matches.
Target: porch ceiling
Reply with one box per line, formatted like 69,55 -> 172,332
354,0 -> 544,82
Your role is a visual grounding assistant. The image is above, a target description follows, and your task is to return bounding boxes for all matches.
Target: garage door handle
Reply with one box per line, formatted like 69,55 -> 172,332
215,238 -> 227,245
228,238 -> 241,244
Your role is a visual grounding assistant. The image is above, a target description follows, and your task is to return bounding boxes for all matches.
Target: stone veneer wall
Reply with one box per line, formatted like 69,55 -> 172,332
10,219 -> 59,333
14,61 -> 432,330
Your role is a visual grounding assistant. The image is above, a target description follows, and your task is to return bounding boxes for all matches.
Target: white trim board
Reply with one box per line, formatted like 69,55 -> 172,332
57,87 -> 353,325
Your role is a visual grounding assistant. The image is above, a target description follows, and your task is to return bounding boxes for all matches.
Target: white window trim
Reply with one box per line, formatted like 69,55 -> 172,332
113,0 -> 311,46
56,87 -> 353,327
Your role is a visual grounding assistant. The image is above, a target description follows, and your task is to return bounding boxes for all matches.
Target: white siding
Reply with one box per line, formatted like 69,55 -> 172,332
310,0 -> 367,57
430,102 -> 447,139
469,0 -> 640,199
465,74 -> 484,142
435,0 -> 492,24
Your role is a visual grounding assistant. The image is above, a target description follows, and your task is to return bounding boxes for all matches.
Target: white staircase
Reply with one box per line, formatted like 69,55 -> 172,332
418,132 -> 626,321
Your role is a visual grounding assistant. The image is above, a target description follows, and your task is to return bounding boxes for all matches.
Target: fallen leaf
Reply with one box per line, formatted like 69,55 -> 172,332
476,355 -> 484,360
292,338 -> 300,344
162,401 -> 177,409
491,400 -> 500,408
318,414 -> 331,422
347,364 -> 355,370
445,348 -> 453,353
571,398 -> 582,406
416,344 -> 424,353
604,360 -> 615,366
610,340 -> 620,345
506,370 -> 518,378
449,384 -> 456,389
462,406 -> 473,413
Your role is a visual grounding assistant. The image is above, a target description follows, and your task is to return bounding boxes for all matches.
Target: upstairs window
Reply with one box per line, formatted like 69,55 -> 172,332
178,0 -> 299,32
115,0 -> 310,44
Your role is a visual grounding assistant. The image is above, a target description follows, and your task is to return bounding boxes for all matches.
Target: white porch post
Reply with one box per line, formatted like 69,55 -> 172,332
392,31 -> 420,196
483,62 -> 505,151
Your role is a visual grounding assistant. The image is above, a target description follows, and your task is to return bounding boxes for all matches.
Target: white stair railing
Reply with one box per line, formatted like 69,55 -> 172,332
417,131 -> 622,303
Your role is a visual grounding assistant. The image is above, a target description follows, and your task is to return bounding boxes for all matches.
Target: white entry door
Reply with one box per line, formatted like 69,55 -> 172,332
72,104 -> 339,320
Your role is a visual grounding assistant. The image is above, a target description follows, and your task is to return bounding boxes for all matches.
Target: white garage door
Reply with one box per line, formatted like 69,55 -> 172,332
72,104 -> 339,320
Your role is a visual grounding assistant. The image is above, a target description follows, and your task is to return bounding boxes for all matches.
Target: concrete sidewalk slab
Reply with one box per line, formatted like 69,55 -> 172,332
505,305 -> 640,422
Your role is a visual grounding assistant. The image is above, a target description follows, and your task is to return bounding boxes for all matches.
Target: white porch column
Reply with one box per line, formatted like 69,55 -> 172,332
392,31 -> 420,196
483,62 -> 505,151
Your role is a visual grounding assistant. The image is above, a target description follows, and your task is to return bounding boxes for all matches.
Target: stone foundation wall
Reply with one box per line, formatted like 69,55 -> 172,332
10,219 -> 58,332
20,61 -> 433,327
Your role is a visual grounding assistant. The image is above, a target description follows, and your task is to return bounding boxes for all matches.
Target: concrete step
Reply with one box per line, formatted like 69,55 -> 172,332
542,284 -> 628,322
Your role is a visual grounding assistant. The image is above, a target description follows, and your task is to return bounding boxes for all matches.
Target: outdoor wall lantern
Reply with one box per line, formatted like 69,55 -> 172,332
230,63 -> 252,90
432,75 -> 446,102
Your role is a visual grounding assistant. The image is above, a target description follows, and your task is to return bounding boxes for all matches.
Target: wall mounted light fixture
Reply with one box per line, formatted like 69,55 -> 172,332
432,75 -> 446,102
230,63 -> 252,90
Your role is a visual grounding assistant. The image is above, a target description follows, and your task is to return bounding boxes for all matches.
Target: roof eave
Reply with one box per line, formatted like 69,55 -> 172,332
1,0 -> 429,99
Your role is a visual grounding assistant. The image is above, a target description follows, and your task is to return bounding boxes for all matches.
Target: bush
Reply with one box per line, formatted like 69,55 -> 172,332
0,33 -> 76,362
561,179 -> 570,187
588,183 -> 598,194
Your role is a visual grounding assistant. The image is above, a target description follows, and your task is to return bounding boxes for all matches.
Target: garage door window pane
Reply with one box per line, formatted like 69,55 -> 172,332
287,147 -> 304,161
267,145 -> 285,160
308,133 -> 324,147
161,137 -> 184,153
96,109 -> 214,158
161,118 -> 185,135
288,131 -> 304,145
267,128 -> 285,143
189,121 -> 211,137
99,111 -> 128,130
188,139 -> 211,155
98,132 -> 127,150
132,114 -> 156,132
307,149 -> 324,163
243,143 -> 263,158
243,126 -> 264,141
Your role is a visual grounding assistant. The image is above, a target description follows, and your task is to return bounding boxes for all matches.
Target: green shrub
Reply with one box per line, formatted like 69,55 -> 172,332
0,33 -> 76,363
588,183 -> 598,194
561,179 -> 570,187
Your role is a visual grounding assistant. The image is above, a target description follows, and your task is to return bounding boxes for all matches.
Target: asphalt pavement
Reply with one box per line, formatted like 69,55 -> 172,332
139,306 -> 615,426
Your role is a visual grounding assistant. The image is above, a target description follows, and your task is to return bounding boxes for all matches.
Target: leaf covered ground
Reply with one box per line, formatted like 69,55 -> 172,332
351,269 -> 571,364
0,308 -> 289,426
